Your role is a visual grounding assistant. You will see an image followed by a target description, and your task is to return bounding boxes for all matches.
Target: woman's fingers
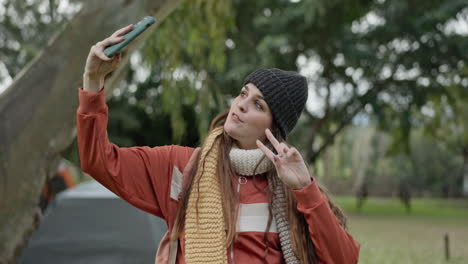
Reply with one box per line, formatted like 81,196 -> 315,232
280,143 -> 289,154
285,147 -> 298,159
277,143 -> 289,158
265,128 -> 283,154
265,128 -> 290,157
256,139 -> 277,163
92,36 -> 124,61
91,23 -> 132,61
99,36 -> 125,49
113,24 -> 134,37
84,25 -> 130,79
96,49 -> 111,61
91,45 -> 110,61
110,53 -> 121,66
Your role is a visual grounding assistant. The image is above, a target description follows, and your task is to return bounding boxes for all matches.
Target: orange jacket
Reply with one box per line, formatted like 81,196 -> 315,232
76,87 -> 360,264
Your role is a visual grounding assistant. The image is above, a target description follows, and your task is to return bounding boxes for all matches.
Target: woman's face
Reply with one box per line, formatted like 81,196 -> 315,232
224,83 -> 273,149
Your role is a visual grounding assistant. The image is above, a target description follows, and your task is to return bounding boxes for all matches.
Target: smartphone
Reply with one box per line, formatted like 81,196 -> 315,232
103,16 -> 156,58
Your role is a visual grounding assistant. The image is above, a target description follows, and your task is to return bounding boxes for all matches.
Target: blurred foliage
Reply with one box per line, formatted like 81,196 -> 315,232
121,0 -> 467,164
420,83 -> 468,161
0,0 -> 78,79
318,125 -> 464,197
106,63 -> 201,147
356,1 -> 468,156
140,0 -> 234,142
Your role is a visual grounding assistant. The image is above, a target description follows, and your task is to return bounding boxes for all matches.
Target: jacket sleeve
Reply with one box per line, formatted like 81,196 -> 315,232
76,87 -> 195,220
292,180 -> 360,264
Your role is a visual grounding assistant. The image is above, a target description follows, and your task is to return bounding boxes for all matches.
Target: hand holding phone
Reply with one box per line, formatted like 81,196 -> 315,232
104,16 -> 156,57
83,17 -> 157,92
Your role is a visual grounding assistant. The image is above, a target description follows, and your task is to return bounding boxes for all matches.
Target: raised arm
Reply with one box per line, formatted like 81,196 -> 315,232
77,87 -> 195,219
76,24 -> 195,220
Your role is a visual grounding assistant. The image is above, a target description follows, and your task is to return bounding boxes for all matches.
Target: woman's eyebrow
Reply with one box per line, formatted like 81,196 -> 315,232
243,85 -> 265,100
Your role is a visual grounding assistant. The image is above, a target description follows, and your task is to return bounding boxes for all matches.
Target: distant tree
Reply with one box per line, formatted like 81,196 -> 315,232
356,181 -> 369,212
421,87 -> 468,197
398,179 -> 412,213
319,124 -> 463,197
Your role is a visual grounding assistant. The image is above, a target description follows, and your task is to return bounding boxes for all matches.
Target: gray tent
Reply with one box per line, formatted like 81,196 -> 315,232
19,180 -> 167,264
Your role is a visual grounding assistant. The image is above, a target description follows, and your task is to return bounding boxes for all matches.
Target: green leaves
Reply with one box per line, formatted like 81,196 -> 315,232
139,0 -> 234,141
0,0 -> 77,80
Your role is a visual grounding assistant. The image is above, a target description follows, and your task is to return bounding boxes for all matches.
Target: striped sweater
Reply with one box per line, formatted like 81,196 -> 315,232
76,87 -> 360,264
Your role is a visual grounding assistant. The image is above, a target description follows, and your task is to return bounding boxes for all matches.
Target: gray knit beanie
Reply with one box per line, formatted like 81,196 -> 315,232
243,68 -> 308,139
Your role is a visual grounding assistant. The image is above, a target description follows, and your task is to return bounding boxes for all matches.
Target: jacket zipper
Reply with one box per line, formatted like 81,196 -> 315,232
231,176 -> 247,264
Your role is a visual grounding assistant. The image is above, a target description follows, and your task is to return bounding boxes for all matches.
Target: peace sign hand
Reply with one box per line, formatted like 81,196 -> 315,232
256,128 -> 313,190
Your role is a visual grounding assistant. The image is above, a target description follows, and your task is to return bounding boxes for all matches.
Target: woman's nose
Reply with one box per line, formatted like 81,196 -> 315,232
237,100 -> 247,113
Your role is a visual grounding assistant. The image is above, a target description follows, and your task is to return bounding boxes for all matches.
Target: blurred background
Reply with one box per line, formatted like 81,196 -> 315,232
1,0 -> 467,263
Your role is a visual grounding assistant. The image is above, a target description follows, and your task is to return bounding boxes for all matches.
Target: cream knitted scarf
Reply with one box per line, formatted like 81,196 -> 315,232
229,143 -> 274,176
184,127 -> 300,264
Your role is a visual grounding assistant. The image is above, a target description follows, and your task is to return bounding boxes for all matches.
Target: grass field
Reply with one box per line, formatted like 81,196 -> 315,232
334,197 -> 468,264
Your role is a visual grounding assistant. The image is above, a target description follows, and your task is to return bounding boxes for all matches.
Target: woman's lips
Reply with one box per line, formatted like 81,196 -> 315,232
231,112 -> 243,123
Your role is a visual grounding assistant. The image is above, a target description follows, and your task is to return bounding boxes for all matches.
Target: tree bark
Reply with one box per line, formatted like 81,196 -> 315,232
0,0 -> 183,262
462,147 -> 468,197
351,127 -> 374,194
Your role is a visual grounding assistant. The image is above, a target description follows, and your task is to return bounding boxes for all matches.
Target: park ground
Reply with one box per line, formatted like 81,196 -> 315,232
335,197 -> 468,264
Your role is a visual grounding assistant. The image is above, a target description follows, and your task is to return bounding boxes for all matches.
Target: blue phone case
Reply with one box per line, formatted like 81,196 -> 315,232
104,16 -> 156,57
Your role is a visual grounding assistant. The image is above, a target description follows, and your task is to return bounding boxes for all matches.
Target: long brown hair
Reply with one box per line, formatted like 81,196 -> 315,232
172,110 -> 348,263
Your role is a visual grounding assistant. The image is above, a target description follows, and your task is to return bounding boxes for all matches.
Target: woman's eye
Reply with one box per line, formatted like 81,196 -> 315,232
239,91 -> 263,110
255,102 -> 263,110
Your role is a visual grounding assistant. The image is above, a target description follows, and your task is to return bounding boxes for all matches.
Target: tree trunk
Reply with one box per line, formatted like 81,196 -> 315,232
0,0 -> 183,262
462,147 -> 468,197
351,127 -> 374,194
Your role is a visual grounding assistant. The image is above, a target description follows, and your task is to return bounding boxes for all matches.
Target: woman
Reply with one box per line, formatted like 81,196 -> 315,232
77,24 -> 360,264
